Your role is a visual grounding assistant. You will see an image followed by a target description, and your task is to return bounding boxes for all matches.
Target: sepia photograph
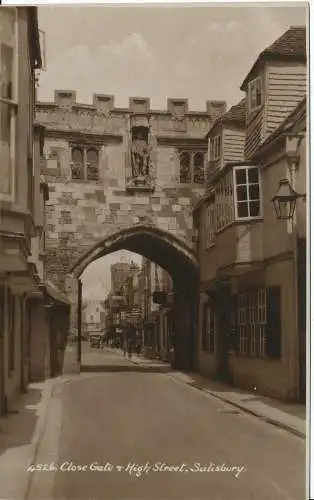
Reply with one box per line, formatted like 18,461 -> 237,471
0,2 -> 309,499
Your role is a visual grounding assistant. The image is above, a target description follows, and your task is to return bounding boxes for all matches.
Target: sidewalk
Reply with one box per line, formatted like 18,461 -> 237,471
0,373 -> 77,500
126,351 -> 306,439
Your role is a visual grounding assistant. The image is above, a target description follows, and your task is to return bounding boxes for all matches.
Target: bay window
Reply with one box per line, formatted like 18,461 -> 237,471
215,170 -> 234,231
210,136 -> 221,161
0,8 -> 17,201
248,76 -> 263,114
204,201 -> 215,248
233,165 -> 261,220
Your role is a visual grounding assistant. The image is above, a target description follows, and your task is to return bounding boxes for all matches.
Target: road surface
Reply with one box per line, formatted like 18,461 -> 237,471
27,346 -> 305,500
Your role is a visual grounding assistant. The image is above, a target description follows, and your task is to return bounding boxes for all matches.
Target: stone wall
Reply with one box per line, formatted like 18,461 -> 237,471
36,93 -> 226,290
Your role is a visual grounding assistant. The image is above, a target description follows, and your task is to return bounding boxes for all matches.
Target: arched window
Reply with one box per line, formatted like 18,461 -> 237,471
71,147 -> 84,179
193,153 -> 204,184
86,148 -> 99,180
180,152 -> 191,183
72,147 -> 83,164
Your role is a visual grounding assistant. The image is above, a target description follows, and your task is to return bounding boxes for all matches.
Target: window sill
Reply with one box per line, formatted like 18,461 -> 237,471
214,217 -> 263,237
235,216 -> 263,224
246,104 -> 264,124
248,103 -> 263,116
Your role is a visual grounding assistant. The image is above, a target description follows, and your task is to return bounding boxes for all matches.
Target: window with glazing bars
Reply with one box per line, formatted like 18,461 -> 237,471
71,146 -> 99,180
179,152 -> 205,184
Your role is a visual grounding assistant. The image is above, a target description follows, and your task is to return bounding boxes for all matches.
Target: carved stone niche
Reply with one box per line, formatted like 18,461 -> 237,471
126,123 -> 155,193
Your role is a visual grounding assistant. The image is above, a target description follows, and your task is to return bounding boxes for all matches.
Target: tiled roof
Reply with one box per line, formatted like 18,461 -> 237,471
263,26 -> 306,58
252,97 -> 306,158
221,98 -> 246,125
205,98 -> 246,139
241,26 -> 307,90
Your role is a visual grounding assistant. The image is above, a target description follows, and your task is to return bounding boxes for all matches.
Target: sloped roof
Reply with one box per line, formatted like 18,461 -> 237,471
205,98 -> 246,139
241,26 -> 307,90
252,97 -> 306,158
263,26 -> 306,58
221,98 -> 246,124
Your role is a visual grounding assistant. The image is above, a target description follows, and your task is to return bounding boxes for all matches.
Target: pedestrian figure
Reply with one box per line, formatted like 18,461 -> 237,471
122,333 -> 127,357
127,339 -> 132,359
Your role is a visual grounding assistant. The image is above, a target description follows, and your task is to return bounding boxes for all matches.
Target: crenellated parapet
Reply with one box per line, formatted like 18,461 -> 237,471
37,90 -> 226,120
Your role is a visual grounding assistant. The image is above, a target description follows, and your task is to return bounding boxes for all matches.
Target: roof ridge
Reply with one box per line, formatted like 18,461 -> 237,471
241,25 -> 306,90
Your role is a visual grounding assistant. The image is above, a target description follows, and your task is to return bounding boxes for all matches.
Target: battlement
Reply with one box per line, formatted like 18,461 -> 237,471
38,90 -> 227,119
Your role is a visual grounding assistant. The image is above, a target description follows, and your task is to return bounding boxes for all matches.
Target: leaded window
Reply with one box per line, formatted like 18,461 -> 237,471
215,171 -> 234,231
71,146 -> 99,181
179,151 -> 205,184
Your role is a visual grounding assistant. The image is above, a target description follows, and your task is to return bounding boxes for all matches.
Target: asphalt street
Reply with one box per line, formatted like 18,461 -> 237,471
27,345 -> 305,500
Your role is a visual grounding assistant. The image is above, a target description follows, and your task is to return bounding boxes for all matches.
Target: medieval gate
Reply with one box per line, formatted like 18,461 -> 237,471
36,90 -> 226,369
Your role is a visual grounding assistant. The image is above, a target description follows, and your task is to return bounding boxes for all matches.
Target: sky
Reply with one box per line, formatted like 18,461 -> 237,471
37,3 -> 307,300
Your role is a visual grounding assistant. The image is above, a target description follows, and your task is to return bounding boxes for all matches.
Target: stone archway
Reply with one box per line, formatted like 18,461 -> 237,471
67,224 -> 199,371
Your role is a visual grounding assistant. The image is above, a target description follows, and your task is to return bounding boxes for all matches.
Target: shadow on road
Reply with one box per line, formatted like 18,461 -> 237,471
0,388 -> 42,457
81,364 -> 171,374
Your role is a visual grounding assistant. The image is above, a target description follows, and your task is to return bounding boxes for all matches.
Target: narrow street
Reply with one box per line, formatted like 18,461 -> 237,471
26,345 -> 305,500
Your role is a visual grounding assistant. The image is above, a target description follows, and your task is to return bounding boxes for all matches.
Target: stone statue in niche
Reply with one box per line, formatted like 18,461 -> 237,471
131,127 -> 150,180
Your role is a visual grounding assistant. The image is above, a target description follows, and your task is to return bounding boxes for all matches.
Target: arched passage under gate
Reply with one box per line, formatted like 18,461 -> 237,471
68,224 -> 199,371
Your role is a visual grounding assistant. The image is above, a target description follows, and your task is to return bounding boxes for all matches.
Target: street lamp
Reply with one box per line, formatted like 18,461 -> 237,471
272,178 -> 306,220
270,131 -> 307,401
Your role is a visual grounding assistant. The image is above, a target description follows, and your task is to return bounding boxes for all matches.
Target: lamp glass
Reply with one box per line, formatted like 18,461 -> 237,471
272,178 -> 299,220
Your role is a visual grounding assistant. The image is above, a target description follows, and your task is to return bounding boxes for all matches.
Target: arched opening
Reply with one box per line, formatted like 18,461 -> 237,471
68,225 -> 199,372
